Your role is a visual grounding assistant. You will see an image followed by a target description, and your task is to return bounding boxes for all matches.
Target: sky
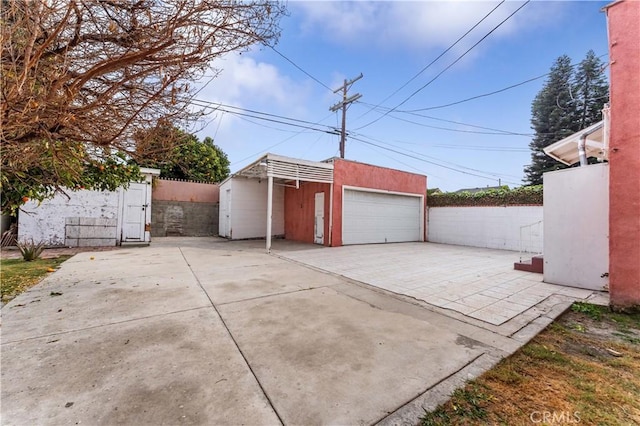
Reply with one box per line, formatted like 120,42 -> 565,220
192,0 -> 610,192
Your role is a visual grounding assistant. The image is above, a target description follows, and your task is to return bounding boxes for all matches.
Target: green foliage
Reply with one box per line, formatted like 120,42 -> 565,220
16,239 -> 45,261
428,185 -> 542,207
1,150 -> 141,215
136,124 -> 230,182
524,51 -> 609,185
164,136 -> 230,182
571,302 -> 606,321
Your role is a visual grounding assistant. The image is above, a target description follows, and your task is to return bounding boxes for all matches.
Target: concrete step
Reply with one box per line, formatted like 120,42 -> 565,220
514,255 -> 543,273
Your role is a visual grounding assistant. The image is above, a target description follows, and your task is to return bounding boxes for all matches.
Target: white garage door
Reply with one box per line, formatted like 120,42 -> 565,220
343,189 -> 422,245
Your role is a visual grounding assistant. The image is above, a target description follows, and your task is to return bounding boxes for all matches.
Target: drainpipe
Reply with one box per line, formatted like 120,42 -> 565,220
578,134 -> 588,166
578,121 -> 605,167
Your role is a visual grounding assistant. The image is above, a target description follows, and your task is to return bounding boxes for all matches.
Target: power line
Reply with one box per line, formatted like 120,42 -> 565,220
268,45 -> 334,92
355,0 -> 531,131
189,98 -> 338,135
358,101 -> 532,136
404,53 -> 609,112
329,73 -> 363,158
350,133 -> 522,182
354,0 -> 505,122
350,136 -> 519,185
231,113 -> 336,166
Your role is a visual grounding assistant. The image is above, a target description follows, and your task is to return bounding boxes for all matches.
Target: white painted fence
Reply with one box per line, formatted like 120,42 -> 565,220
427,205 -> 543,252
19,190 -> 120,246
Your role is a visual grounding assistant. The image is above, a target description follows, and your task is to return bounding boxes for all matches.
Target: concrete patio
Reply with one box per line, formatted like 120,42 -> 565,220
277,242 -> 602,327
1,238 -> 607,425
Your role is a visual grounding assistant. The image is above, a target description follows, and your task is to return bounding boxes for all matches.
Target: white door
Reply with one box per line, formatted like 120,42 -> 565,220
122,182 -> 147,241
223,189 -> 231,238
342,189 -> 421,245
314,192 -> 324,245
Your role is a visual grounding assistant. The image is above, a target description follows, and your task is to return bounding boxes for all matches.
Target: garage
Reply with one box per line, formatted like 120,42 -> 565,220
342,188 -> 423,245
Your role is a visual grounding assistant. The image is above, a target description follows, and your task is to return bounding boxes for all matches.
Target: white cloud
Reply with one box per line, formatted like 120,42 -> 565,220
198,53 -> 310,108
293,1 -> 566,51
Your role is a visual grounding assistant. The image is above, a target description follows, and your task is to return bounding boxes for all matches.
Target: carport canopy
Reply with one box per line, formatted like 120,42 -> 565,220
234,153 -> 334,251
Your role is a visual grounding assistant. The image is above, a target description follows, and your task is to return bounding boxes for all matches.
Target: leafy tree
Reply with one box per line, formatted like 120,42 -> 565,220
1,0 -> 285,213
524,52 -> 609,185
135,123 -> 230,182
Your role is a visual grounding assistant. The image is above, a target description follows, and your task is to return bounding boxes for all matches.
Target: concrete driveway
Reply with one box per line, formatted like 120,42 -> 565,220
1,239 -> 604,425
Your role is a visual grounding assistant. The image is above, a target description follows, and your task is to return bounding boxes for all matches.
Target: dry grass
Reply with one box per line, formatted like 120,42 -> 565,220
421,304 -> 640,425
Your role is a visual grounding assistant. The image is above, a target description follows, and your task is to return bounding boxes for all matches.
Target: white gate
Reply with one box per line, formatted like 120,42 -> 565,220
121,182 -> 148,241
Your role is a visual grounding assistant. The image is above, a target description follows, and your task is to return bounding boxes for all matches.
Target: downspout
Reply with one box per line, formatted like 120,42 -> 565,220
578,135 -> 588,166
578,121 -> 605,166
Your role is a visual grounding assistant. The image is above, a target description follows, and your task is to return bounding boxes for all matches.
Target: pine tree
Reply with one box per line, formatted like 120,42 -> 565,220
572,50 -> 609,130
524,53 -> 609,185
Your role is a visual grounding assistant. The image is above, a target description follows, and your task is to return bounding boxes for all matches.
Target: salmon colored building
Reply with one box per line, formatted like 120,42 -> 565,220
285,158 -> 427,247
605,0 -> 640,310
218,154 -> 427,250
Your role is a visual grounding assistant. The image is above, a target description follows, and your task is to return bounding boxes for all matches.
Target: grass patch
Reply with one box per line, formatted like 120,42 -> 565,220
421,303 -> 640,425
1,256 -> 70,304
571,301 -> 606,320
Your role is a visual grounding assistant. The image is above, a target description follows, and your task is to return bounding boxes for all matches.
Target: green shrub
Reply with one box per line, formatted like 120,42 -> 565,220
428,185 -> 543,207
17,239 -> 46,261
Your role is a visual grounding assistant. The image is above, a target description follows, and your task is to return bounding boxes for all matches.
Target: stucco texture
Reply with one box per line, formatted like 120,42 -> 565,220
284,159 -> 427,247
607,0 -> 640,308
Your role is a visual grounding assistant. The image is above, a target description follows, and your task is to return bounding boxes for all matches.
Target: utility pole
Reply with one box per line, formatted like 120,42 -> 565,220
330,73 -> 363,158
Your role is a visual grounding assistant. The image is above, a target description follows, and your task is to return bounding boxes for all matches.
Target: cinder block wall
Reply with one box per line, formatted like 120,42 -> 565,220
151,201 -> 219,237
151,179 -> 220,237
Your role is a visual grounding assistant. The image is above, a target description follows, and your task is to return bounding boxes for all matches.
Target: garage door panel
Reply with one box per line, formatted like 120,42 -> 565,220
343,190 -> 421,245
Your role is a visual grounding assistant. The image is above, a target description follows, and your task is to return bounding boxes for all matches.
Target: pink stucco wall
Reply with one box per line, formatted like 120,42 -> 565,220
283,159 -> 427,247
152,179 -> 220,203
606,0 -> 640,309
284,182 -> 331,245
331,159 -> 427,246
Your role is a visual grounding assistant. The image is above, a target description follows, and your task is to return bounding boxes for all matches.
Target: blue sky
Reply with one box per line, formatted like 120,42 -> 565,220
194,1 -> 610,191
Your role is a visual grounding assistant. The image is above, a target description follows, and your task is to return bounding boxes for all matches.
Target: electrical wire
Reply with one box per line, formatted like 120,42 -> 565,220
354,0 -> 531,131
189,98 -> 338,134
404,53 -> 609,112
357,101 -> 532,136
268,45 -> 335,93
230,112 -> 336,166
351,132 -> 522,181
350,136 -> 519,185
353,0 -> 505,122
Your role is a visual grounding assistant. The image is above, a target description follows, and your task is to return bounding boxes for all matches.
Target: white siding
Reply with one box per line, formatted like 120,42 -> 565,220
218,180 -> 232,238
220,177 -> 284,240
427,206 -> 543,252
18,189 -> 120,246
543,164 -> 609,290
343,189 -> 422,245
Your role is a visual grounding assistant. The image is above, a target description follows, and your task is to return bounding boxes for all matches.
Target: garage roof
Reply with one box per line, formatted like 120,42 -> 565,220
234,153 -> 334,183
543,121 -> 606,166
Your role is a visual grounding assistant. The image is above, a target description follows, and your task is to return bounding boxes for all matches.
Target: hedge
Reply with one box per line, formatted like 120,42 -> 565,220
428,185 -> 543,207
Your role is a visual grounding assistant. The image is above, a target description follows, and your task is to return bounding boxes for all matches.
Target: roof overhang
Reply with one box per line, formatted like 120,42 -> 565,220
233,153 -> 334,184
543,121 -> 606,166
